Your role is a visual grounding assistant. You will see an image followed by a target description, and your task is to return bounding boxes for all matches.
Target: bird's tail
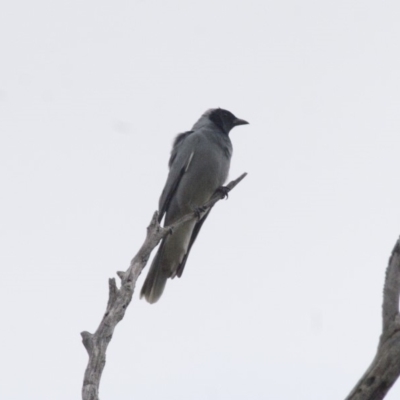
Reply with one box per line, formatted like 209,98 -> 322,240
140,241 -> 170,304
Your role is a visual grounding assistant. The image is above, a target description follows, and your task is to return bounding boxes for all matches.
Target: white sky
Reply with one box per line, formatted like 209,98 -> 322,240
1,0 -> 400,399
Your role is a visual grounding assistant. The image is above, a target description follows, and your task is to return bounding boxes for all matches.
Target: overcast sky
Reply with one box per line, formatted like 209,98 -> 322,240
1,1 -> 400,399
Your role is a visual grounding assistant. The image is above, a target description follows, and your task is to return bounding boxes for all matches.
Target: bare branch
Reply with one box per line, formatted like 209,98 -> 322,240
81,174 -> 247,400
345,237 -> 400,400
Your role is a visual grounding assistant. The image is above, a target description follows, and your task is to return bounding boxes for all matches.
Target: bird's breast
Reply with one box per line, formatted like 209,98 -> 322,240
177,143 -> 230,210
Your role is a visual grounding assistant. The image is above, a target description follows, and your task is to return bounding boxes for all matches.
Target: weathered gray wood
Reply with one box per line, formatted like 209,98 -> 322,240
345,238 -> 400,400
81,173 -> 247,400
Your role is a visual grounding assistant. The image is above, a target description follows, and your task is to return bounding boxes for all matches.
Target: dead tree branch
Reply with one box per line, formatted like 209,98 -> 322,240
345,238 -> 400,400
81,173 -> 247,400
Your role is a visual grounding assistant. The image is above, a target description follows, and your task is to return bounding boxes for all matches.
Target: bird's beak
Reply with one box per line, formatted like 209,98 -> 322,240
233,118 -> 249,126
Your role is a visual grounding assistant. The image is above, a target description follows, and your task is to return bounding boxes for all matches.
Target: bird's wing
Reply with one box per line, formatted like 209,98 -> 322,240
158,131 -> 194,223
168,131 -> 194,167
175,209 -> 211,278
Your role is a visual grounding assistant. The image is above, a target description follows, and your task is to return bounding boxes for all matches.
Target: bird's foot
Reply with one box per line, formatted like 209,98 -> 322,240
168,226 -> 174,235
216,186 -> 230,199
193,205 -> 207,220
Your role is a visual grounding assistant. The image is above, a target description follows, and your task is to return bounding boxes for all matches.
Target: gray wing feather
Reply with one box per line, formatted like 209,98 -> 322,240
176,209 -> 211,278
169,130 -> 193,167
158,131 -> 194,223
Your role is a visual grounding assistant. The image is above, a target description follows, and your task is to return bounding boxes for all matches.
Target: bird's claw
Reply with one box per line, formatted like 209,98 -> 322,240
194,205 -> 207,220
216,186 -> 230,199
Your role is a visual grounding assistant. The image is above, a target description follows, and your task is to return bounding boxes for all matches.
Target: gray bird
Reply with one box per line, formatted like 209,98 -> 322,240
140,108 -> 249,303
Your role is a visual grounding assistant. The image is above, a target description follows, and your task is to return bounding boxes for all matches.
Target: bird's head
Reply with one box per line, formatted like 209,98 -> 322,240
208,108 -> 249,135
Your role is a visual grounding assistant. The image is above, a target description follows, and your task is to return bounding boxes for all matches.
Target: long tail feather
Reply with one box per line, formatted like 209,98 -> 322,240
140,241 -> 169,304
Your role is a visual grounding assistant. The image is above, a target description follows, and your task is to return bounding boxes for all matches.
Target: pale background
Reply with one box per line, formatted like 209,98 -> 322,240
1,1 -> 400,399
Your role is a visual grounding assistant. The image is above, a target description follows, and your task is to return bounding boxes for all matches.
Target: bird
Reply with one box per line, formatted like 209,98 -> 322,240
140,108 -> 249,303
